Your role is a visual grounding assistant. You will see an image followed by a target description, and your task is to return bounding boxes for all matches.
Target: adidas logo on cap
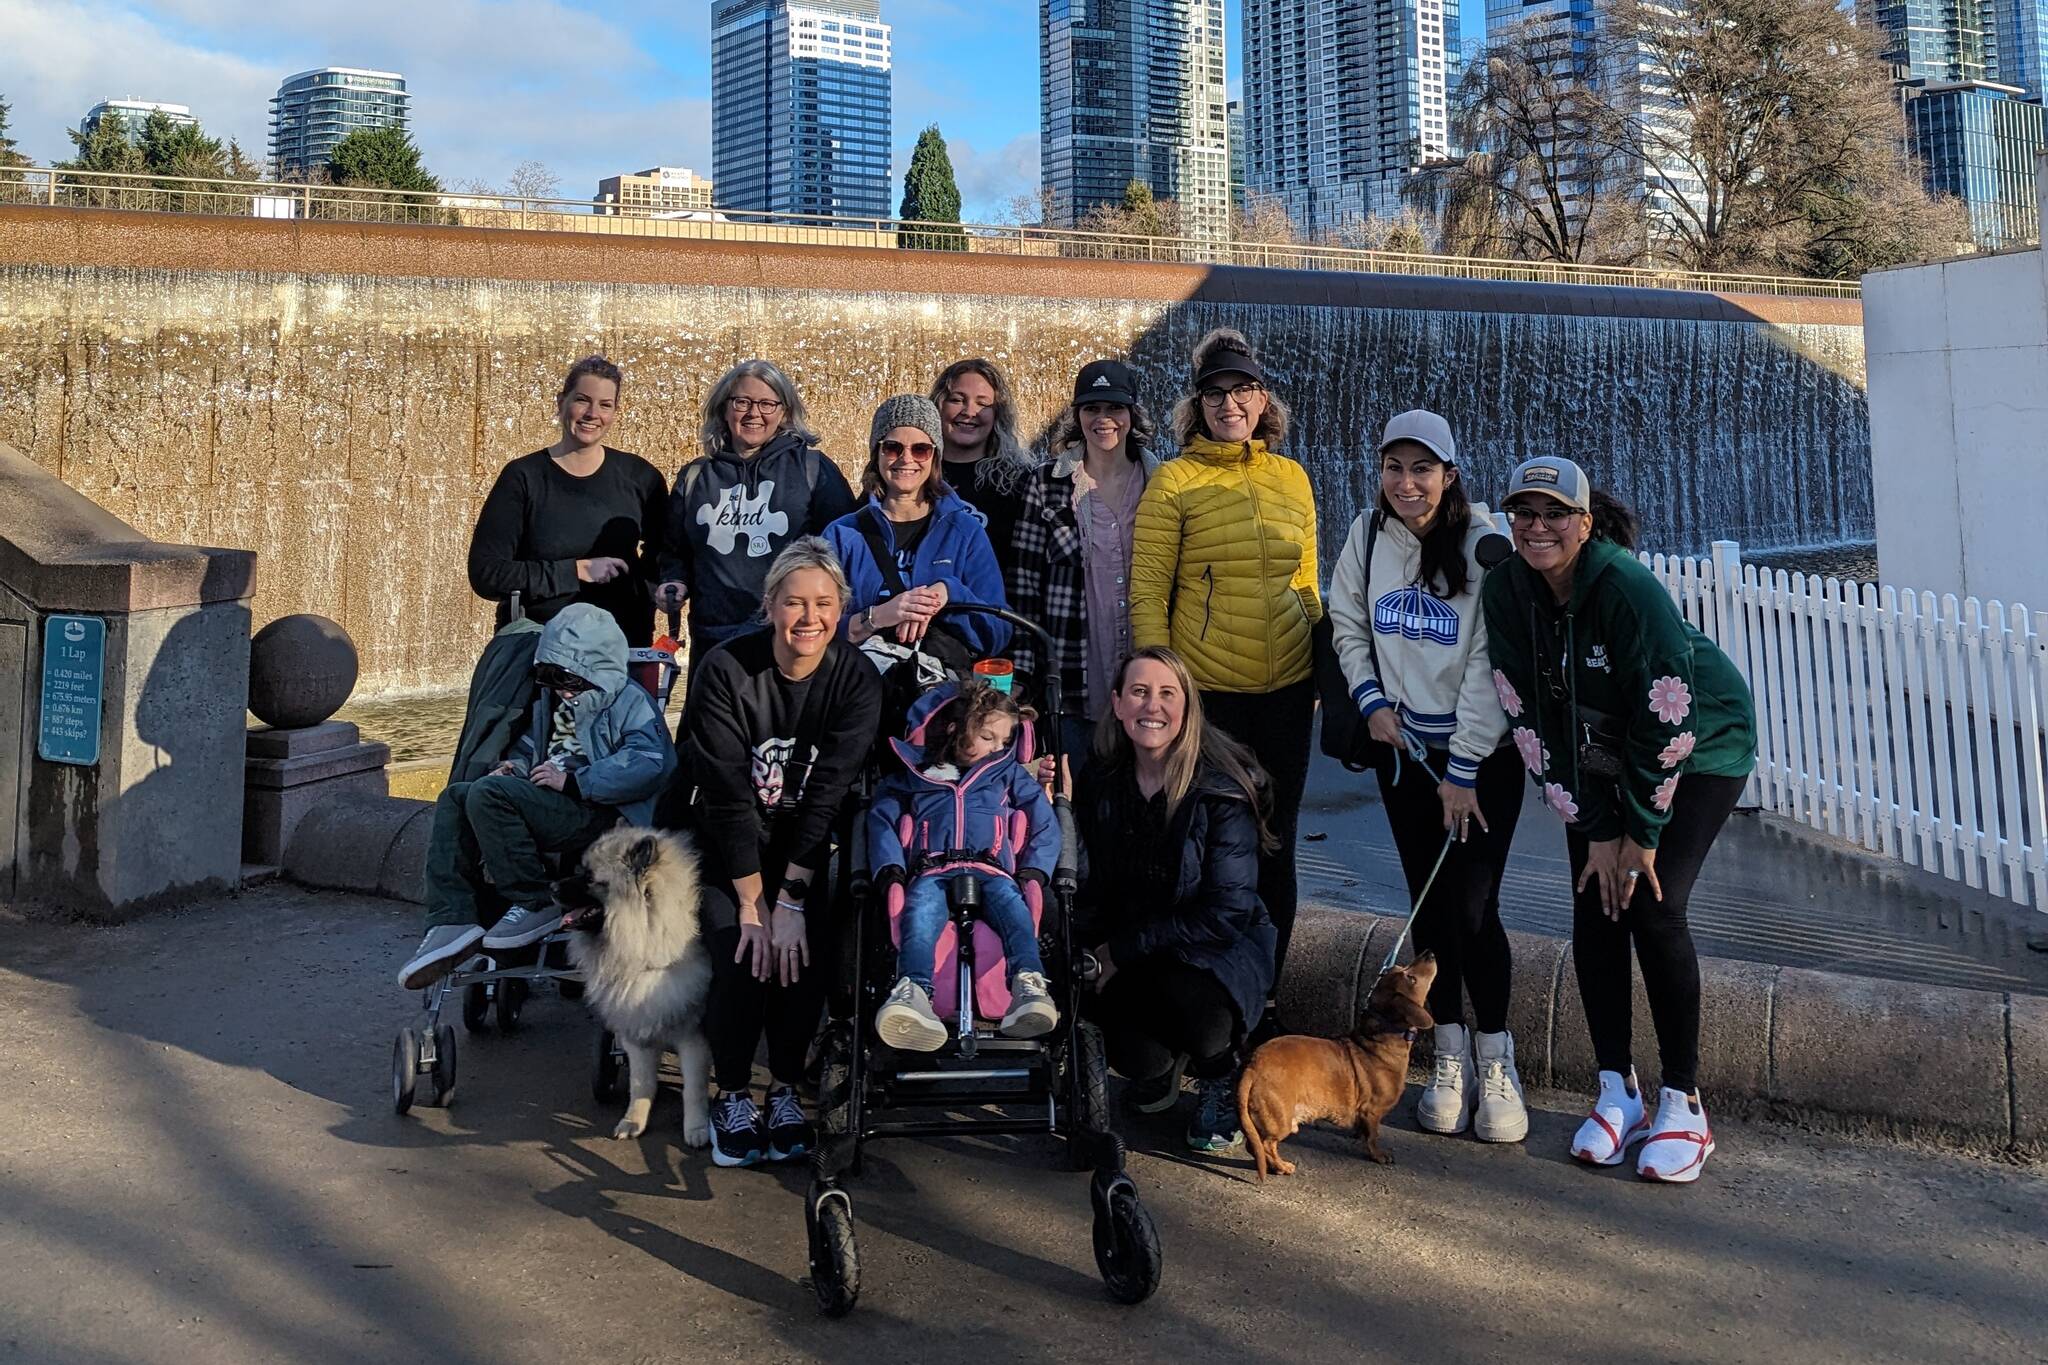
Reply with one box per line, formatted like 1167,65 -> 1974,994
1092,375 -> 1110,388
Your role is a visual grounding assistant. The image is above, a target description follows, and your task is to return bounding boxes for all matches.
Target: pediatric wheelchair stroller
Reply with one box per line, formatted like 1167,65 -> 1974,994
803,603 -> 1163,1316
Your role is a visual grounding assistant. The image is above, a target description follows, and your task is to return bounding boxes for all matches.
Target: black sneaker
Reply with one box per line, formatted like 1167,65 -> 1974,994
710,1091 -> 765,1168
764,1085 -> 813,1162
1128,1053 -> 1187,1114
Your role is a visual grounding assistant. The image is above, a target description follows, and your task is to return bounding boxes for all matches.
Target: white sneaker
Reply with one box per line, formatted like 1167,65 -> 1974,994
481,904 -> 562,951
1000,971 -> 1059,1039
1416,1023 -> 1476,1134
1637,1087 -> 1716,1183
1472,1030 -> 1530,1144
875,977 -> 948,1053
398,923 -> 485,990
1571,1068 -> 1650,1166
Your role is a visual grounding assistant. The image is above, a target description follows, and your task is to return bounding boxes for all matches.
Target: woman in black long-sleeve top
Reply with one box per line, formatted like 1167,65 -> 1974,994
1076,645 -> 1278,1158
680,537 -> 882,1171
467,355 -> 669,645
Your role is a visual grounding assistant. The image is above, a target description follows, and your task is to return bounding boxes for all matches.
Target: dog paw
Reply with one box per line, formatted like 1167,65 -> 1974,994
1276,1159 -> 1296,1177
612,1118 -> 646,1140
682,1121 -> 711,1149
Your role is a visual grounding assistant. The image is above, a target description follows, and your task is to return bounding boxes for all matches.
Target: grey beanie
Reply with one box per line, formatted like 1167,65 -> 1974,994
869,393 -> 944,453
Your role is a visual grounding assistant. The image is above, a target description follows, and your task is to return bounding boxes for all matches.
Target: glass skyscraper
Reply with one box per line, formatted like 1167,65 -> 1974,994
711,0 -> 894,221
1240,0 -> 1460,236
1907,82 -> 2044,247
80,100 -> 197,142
268,68 -> 409,179
1039,0 -> 1231,242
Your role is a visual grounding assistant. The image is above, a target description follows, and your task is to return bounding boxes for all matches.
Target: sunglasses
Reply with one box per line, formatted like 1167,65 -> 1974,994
880,440 -> 936,459
534,662 -> 594,695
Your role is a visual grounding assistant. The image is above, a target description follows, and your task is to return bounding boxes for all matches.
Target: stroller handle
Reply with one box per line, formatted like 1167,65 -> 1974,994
933,602 -> 1056,657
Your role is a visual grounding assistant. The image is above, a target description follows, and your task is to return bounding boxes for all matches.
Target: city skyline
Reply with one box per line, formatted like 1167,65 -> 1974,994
2,2 -> 1494,221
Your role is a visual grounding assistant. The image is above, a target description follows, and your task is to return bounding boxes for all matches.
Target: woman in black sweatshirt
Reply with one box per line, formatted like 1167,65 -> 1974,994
467,355 -> 669,645
680,537 -> 882,1170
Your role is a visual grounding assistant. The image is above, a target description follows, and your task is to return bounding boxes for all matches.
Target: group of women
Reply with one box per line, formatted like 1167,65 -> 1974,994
449,330 -> 1756,1185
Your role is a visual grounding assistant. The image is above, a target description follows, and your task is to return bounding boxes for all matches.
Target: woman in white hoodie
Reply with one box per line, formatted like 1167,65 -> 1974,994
1328,409 -> 1528,1143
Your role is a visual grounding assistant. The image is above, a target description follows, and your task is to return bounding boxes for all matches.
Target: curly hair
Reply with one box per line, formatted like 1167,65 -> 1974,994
929,682 -> 1038,767
1044,391 -> 1159,463
931,357 -> 1039,495
1170,328 -> 1291,447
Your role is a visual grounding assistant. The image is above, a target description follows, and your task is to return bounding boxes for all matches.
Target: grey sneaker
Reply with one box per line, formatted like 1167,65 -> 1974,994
999,970 -> 1059,1039
398,923 -> 485,990
875,976 -> 948,1052
481,904 -> 562,951
1473,1030 -> 1530,1144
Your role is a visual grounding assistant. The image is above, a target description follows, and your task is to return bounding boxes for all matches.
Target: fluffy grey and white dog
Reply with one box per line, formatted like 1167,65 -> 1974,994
560,827 -> 714,1146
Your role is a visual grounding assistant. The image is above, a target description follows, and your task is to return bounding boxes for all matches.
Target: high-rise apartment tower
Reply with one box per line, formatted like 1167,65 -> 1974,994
268,68 -> 409,178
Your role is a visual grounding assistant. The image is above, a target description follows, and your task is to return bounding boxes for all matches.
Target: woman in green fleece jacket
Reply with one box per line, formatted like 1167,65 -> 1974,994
1481,457 -> 1756,1187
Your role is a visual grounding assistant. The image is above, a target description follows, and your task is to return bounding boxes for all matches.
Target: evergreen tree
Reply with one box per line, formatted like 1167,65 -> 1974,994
326,125 -> 440,194
898,124 -> 967,250
139,110 -> 227,180
0,95 -> 28,169
1121,178 -> 1165,238
63,113 -> 145,174
225,138 -> 263,181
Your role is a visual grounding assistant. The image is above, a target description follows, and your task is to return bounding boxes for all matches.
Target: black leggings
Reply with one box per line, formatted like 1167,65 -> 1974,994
705,923 -> 826,1092
1566,773 -> 1746,1095
1201,676 -> 1315,984
1085,955 -> 1244,1081
1373,743 -> 1524,1034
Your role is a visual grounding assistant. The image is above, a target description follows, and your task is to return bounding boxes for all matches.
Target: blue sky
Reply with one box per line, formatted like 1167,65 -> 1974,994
0,1 -> 1488,220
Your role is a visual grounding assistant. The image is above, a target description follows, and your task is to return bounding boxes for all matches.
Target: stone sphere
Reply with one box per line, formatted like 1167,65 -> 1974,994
248,614 -> 360,729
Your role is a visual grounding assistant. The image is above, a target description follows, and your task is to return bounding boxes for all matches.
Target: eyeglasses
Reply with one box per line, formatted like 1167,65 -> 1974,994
727,397 -> 785,416
1504,503 -> 1584,528
880,440 -> 936,459
1198,383 -> 1265,409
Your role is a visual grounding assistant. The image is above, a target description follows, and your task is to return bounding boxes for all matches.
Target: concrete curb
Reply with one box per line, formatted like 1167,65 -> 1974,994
283,795 -> 433,905
1280,905 -> 2045,1156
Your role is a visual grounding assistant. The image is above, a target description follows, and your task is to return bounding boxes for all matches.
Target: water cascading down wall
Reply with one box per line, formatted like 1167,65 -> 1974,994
0,209 -> 1869,693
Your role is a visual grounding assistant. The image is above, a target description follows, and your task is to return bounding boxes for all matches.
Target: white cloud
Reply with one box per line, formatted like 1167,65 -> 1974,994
0,0 -> 710,197
943,132 -> 1039,222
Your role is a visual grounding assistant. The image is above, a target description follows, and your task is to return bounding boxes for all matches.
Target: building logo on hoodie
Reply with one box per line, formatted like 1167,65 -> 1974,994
1374,585 -> 1461,646
700,480 -> 788,558
752,734 -> 818,809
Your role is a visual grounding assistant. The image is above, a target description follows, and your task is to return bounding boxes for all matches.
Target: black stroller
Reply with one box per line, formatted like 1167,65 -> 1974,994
804,603 -> 1163,1316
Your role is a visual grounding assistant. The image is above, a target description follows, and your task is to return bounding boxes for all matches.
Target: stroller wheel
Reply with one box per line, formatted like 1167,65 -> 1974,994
592,1027 -> 626,1104
1091,1176 -> 1162,1305
1067,1020 -> 1112,1170
495,977 -> 528,1032
807,1188 -> 861,1318
461,982 -> 491,1033
429,1024 -> 458,1107
391,1029 -> 420,1115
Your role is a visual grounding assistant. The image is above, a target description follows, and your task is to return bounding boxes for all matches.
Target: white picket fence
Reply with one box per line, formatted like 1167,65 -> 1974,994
1641,543 -> 2048,909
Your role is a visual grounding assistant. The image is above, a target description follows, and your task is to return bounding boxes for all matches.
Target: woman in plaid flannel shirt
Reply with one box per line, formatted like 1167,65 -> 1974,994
1010,360 -> 1161,762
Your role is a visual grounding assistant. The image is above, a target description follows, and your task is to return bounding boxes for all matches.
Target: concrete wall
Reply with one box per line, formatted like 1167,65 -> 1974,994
1865,245 -> 2048,607
0,207 -> 1871,693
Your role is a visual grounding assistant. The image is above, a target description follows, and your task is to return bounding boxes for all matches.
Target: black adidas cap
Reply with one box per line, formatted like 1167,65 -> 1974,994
1072,359 -> 1139,407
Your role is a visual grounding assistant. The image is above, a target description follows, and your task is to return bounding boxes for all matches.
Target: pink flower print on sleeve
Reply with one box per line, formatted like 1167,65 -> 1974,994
1648,675 -> 1693,725
1513,726 -> 1548,775
1653,773 -> 1681,812
1543,782 -> 1579,823
1657,731 -> 1697,769
1493,669 -> 1523,718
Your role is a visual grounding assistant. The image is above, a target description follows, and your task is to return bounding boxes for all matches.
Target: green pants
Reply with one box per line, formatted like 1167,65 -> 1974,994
422,775 -> 615,930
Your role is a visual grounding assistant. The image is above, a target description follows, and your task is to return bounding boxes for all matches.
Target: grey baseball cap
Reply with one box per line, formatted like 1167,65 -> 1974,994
1503,456 -> 1593,513
1379,409 -> 1457,464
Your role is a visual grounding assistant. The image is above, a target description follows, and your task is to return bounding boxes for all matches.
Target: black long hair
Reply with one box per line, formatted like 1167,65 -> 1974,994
1378,462 -> 1475,599
1589,489 -> 1639,550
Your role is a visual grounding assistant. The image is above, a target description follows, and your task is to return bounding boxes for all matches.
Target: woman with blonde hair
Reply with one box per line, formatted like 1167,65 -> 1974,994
656,358 -> 855,684
1074,646 -> 1278,1154
931,357 -> 1039,576
1131,328 -> 1320,1037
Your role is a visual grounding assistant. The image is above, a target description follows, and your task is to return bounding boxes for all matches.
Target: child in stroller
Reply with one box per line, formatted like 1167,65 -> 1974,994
866,680 -> 1061,1051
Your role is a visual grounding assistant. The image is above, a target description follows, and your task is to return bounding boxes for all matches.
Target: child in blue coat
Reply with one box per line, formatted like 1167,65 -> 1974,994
868,682 -> 1060,1051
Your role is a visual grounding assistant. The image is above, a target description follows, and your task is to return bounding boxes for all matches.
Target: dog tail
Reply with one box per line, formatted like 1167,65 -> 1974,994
1237,1070 -> 1267,1184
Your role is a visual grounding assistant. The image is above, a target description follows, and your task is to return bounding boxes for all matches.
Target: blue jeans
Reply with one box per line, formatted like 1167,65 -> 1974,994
899,869 -> 1044,992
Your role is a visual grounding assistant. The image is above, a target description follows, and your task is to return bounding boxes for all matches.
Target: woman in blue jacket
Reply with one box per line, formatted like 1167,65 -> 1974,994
824,394 -> 1012,673
1075,645 -> 1278,1155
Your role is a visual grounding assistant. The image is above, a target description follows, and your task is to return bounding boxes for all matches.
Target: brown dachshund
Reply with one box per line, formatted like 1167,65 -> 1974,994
1237,954 -> 1439,1182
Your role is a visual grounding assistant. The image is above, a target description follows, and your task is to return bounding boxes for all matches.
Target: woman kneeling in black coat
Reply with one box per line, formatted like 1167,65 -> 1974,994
1076,644 -> 1278,1156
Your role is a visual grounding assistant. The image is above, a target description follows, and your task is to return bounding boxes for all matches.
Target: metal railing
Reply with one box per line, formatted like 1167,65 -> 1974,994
0,164 -> 1863,299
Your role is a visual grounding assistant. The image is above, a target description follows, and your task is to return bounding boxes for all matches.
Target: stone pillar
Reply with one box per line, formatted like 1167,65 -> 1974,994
0,442 -> 256,918
243,722 -> 392,866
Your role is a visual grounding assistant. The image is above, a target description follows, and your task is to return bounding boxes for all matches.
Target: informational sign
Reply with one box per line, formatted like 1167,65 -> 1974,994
38,615 -> 105,766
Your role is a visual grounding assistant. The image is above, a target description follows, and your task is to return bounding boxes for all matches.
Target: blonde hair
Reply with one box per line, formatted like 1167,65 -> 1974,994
1170,328 -> 1291,448
700,359 -> 819,459
1093,646 -> 1278,850
931,357 -> 1038,495
760,536 -> 850,617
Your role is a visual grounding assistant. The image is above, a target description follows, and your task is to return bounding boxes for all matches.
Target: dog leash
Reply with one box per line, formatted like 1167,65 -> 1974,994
1373,728 -> 1458,983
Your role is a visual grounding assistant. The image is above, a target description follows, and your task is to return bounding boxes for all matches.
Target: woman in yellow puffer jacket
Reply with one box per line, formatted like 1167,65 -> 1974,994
1129,327 -> 1321,1029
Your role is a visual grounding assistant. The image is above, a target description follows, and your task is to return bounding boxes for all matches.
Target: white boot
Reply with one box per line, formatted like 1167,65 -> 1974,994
1472,1030 -> 1530,1143
1570,1068 -> 1649,1166
1637,1087 -> 1716,1183
1416,1023 -> 1477,1135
